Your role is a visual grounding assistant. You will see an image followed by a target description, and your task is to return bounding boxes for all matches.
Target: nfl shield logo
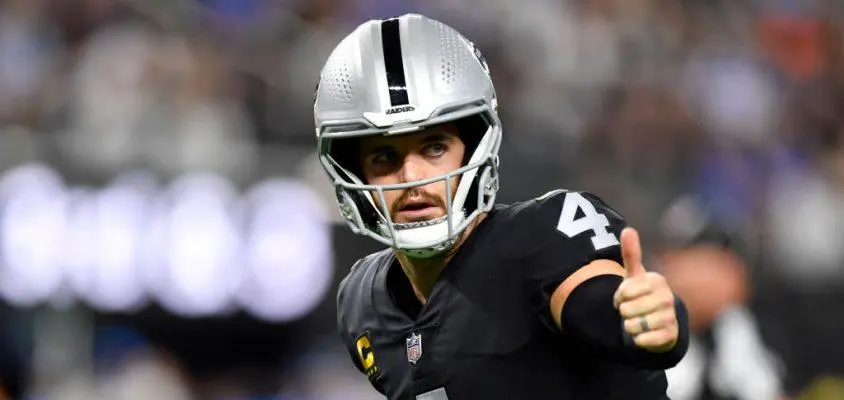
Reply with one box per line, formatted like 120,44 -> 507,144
406,332 -> 423,364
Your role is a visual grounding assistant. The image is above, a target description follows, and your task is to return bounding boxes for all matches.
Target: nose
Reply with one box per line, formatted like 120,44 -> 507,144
398,153 -> 425,183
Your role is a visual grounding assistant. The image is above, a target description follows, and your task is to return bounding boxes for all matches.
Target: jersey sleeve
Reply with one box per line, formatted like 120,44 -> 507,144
518,190 -> 626,333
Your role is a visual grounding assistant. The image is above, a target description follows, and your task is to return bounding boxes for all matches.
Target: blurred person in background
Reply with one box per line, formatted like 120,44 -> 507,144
0,0 -> 59,126
37,326 -> 192,400
59,21 -> 257,182
316,13 -> 690,400
0,0 -> 61,171
656,196 -> 788,400
762,99 -> 844,396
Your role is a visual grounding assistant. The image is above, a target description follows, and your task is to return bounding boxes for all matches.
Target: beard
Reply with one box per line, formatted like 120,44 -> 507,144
387,183 -> 459,224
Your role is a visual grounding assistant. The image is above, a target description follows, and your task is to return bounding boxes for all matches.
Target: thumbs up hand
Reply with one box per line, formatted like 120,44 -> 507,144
613,227 -> 679,353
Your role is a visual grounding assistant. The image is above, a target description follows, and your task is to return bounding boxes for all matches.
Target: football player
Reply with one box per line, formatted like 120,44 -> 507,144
314,14 -> 690,400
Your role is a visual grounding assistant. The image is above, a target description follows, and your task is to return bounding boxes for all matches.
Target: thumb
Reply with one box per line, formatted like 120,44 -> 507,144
621,227 -> 646,278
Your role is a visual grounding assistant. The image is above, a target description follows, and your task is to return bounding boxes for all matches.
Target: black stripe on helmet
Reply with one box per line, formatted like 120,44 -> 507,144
380,18 -> 409,106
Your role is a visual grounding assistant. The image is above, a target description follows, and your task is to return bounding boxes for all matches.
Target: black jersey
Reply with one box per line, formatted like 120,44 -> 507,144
336,190 -> 669,400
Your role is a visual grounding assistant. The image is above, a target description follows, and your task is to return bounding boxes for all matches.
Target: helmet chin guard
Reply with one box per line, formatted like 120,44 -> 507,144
314,14 -> 502,258
380,213 -> 466,259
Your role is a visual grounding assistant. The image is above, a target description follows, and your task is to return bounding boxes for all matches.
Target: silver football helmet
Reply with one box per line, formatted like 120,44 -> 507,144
314,13 -> 502,258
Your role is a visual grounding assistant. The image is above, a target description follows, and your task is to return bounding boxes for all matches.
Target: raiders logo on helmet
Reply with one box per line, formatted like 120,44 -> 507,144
386,105 -> 416,115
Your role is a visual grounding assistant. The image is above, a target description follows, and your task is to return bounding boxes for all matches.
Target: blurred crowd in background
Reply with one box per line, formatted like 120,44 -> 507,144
1,0 -> 844,399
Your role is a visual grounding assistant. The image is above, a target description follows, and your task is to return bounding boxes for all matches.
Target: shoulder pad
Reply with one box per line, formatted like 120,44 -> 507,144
338,249 -> 392,299
534,188 -> 569,202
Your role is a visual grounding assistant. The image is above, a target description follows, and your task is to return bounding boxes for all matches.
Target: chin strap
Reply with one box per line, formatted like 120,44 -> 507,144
396,241 -> 456,259
378,210 -> 467,258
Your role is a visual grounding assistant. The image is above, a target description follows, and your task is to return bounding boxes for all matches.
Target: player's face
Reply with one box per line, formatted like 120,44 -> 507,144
359,123 -> 465,224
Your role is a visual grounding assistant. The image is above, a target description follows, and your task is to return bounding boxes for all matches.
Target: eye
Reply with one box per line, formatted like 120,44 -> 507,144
371,150 -> 398,165
424,143 -> 446,157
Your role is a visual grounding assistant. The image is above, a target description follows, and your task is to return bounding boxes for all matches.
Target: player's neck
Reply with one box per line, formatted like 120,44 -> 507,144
395,213 -> 488,305
395,250 -> 452,306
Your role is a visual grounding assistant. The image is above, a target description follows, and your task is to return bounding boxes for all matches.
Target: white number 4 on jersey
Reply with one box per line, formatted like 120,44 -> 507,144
556,192 -> 620,251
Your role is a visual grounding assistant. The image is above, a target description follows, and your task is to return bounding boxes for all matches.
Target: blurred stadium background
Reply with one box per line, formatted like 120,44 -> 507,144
1,0 -> 844,399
